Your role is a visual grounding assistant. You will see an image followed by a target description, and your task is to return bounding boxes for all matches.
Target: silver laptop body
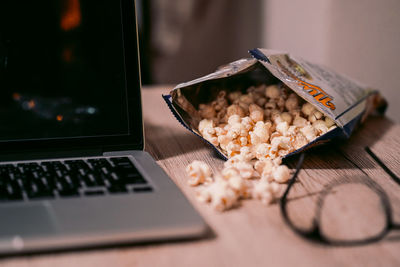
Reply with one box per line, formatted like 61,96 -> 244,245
0,0 -> 206,255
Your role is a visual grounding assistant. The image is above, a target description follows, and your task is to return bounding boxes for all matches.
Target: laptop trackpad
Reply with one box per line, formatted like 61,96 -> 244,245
0,204 -> 57,238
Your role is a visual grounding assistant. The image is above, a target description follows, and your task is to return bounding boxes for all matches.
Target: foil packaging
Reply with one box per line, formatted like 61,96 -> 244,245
163,48 -> 386,159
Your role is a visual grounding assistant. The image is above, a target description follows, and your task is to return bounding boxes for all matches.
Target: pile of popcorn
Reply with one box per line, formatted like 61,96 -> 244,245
185,83 -> 337,211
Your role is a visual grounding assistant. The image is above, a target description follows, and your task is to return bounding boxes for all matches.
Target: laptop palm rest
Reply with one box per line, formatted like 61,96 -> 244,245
0,204 -> 57,239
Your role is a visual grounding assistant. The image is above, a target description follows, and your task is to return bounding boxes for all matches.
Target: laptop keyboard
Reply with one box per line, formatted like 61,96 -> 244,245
0,157 -> 153,202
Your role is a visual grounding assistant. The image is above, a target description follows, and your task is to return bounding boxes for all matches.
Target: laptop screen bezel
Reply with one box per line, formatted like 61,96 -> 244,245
0,0 -> 144,155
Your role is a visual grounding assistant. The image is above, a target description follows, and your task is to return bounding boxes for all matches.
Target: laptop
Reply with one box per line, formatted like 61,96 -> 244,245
0,0 -> 206,255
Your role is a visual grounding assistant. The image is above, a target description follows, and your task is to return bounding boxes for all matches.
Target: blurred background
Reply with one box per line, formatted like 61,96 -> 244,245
137,0 -> 400,122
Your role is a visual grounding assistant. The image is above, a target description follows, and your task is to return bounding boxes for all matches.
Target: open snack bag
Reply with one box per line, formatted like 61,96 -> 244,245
162,49 -> 386,210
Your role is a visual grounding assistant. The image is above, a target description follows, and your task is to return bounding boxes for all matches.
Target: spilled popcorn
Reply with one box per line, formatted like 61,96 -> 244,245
186,83 -> 337,211
186,157 -> 288,211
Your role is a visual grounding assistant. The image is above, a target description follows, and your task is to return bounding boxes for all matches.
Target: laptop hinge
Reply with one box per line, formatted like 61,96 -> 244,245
0,147 -> 103,162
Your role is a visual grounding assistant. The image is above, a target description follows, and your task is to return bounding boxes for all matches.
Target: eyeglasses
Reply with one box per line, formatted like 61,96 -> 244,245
280,147 -> 400,246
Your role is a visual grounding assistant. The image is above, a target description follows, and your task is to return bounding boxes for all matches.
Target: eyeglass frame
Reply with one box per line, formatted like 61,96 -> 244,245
279,147 -> 400,246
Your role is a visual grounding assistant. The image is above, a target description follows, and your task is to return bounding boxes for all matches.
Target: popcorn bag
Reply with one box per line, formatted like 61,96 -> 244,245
163,48 -> 386,160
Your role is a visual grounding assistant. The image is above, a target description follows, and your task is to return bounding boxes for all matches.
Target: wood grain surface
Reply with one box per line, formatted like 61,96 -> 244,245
1,86 -> 400,267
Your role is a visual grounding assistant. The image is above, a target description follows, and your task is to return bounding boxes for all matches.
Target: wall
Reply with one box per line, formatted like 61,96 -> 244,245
149,0 -> 263,84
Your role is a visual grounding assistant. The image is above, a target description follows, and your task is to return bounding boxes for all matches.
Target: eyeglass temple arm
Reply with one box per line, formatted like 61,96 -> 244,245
281,153 -> 305,200
365,146 -> 400,186
280,154 -> 323,238
365,147 -> 400,230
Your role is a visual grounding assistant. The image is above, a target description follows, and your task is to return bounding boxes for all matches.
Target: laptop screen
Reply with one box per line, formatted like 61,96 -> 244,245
0,0 -> 131,143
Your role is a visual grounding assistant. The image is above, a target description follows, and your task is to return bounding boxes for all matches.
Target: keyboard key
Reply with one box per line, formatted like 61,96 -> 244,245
87,158 -> 112,168
64,160 -> 90,170
84,190 -> 105,196
0,178 -> 23,200
82,173 -> 97,187
123,173 -> 147,185
25,179 -> 53,199
28,190 -> 54,200
107,185 -> 128,194
133,186 -> 153,193
58,188 -> 80,197
0,164 -> 18,174
42,175 -> 57,190
18,162 -> 42,172
94,174 -> 106,186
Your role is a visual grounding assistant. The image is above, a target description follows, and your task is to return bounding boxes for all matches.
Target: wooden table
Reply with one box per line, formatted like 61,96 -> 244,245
2,86 -> 400,267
